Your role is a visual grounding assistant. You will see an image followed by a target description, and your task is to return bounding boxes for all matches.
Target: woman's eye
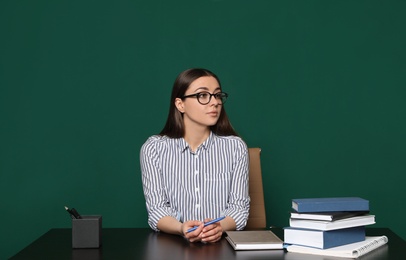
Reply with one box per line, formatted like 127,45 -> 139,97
198,93 -> 209,98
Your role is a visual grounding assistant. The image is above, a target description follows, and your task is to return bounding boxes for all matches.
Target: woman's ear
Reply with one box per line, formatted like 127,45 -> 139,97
175,98 -> 185,113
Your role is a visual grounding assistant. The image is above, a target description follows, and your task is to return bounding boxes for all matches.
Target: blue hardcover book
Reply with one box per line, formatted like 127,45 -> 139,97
284,226 -> 366,249
292,197 -> 369,213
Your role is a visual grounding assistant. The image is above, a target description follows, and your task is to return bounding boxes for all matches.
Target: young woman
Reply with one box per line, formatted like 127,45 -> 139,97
140,68 -> 250,243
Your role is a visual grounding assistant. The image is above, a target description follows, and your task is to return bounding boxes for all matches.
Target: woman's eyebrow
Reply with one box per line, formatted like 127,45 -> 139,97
193,86 -> 221,92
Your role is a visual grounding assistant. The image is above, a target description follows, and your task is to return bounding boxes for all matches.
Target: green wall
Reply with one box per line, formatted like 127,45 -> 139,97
1,0 -> 405,258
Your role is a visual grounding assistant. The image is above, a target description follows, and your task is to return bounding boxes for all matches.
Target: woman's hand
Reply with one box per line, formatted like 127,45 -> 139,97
182,220 -> 204,242
200,218 -> 223,243
182,218 -> 225,243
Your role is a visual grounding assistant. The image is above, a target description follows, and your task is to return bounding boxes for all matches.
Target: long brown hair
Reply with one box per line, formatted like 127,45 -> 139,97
159,68 -> 238,138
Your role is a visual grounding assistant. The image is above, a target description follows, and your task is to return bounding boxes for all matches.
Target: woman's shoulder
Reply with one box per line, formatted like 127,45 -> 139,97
142,135 -> 169,146
144,134 -> 165,142
141,135 -> 178,151
140,135 -> 162,156
215,134 -> 244,142
213,134 -> 247,149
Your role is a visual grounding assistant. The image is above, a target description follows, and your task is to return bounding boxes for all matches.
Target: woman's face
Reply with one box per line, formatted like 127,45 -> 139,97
175,76 -> 223,130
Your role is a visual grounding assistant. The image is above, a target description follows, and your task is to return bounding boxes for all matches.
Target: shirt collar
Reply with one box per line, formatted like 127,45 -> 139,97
177,131 -> 215,153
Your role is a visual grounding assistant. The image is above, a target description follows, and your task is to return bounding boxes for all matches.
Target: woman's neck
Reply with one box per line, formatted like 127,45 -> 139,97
184,127 -> 211,152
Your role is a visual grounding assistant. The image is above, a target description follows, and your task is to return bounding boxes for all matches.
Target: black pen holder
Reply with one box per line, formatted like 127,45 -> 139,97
72,215 -> 102,248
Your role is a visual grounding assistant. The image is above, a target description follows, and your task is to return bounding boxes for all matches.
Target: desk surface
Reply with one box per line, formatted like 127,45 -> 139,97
10,228 -> 405,260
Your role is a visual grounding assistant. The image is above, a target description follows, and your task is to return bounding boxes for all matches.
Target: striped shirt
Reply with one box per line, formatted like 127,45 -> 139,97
140,132 -> 250,231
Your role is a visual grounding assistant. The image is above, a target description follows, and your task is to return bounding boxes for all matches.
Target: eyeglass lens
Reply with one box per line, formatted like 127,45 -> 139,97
198,92 -> 227,104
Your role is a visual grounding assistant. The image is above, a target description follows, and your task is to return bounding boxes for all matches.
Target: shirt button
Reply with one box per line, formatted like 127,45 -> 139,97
196,204 -> 200,208
195,188 -> 199,192
195,170 -> 199,175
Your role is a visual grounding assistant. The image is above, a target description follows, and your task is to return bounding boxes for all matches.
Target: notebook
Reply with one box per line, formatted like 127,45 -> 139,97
225,230 -> 284,250
286,236 -> 388,258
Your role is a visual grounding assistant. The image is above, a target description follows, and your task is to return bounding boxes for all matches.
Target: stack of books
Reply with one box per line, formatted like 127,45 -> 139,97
284,197 -> 388,258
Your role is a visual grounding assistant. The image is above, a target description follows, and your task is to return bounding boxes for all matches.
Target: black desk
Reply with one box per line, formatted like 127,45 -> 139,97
10,228 -> 404,260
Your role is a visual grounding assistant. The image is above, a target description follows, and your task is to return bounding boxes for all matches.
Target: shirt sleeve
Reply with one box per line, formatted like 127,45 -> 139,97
223,139 -> 250,230
140,137 -> 179,231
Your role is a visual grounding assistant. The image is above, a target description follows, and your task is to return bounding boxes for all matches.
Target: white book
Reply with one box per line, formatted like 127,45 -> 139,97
286,236 -> 388,258
289,215 -> 375,231
290,211 -> 369,221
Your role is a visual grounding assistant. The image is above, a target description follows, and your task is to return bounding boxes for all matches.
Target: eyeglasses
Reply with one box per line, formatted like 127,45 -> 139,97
181,92 -> 228,105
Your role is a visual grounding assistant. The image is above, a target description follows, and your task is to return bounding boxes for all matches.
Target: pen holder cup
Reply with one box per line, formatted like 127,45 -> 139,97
72,215 -> 102,248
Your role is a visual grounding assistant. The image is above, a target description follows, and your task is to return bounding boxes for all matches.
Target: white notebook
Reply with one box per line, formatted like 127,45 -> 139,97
286,236 -> 388,258
289,215 -> 375,231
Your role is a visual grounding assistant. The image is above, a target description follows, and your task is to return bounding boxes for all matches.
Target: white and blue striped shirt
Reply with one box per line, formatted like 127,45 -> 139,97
140,132 -> 250,231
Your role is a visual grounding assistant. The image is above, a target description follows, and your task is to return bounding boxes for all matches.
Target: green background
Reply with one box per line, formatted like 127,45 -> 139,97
1,0 -> 405,258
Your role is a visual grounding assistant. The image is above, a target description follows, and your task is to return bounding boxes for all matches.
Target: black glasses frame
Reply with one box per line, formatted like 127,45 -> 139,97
181,92 -> 228,105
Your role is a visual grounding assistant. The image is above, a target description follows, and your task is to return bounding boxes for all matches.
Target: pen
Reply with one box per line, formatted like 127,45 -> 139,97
65,206 -> 82,219
71,208 -> 82,219
187,216 -> 226,233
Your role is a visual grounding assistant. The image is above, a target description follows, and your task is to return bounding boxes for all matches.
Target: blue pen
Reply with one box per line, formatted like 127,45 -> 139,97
187,216 -> 226,233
